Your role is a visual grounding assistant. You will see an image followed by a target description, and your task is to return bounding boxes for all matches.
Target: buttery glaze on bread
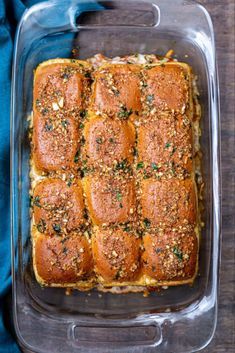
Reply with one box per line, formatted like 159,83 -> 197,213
142,231 -> 198,281
33,178 -> 85,235
91,64 -> 141,117
137,113 -> 193,178
31,56 -> 201,292
92,228 -> 141,283
34,232 -> 93,285
83,115 -> 136,168
140,178 -> 197,228
142,63 -> 191,113
32,59 -> 91,172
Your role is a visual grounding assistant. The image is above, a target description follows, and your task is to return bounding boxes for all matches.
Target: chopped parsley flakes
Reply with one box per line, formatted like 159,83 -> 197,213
74,150 -> 80,163
53,224 -> 61,233
115,159 -> 129,171
143,218 -> 151,228
116,191 -> 122,202
96,137 -> 103,144
80,110 -> 88,119
61,120 -> 68,128
37,219 -> 46,233
118,105 -> 132,119
151,162 -> 159,171
173,246 -> 183,261
136,161 -> 144,170
33,196 -> 41,208
45,122 -> 53,131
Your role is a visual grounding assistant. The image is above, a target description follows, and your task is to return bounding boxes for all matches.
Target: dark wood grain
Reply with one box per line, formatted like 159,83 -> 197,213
17,1 -> 234,353
198,1 -> 235,352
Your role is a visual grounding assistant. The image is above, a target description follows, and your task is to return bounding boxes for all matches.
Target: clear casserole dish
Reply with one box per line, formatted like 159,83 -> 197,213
11,1 -> 221,352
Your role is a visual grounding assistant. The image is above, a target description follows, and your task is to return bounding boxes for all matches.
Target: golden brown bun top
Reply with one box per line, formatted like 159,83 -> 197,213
143,63 -> 190,113
32,114 -> 80,172
84,116 -> 135,168
137,113 -> 193,179
32,60 -> 92,172
142,231 -> 198,281
33,178 -> 85,235
140,178 -> 197,229
31,58 -> 199,289
35,233 -> 93,284
92,64 -> 141,117
34,61 -> 91,113
83,174 -> 136,226
92,228 -> 141,282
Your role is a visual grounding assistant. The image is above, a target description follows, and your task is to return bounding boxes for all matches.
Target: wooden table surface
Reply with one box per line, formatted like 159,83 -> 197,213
199,1 -> 235,352
16,1 -> 234,352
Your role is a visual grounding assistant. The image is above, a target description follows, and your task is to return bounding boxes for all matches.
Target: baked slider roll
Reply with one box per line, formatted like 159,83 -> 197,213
32,113 -> 81,172
32,59 -> 91,172
142,231 -> 198,283
92,228 -> 141,283
142,62 -> 192,115
32,178 -> 85,236
83,174 -> 136,226
83,116 -> 135,168
140,178 -> 197,229
91,64 -> 141,118
137,113 -> 193,179
34,232 -> 93,286
31,55 -> 201,292
34,59 -> 91,114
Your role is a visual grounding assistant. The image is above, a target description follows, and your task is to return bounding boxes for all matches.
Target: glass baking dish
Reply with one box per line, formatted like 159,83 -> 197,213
11,0 -> 221,352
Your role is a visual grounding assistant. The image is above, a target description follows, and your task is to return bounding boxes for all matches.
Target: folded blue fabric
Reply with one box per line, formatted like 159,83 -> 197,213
0,2 -> 27,351
0,1 -> 103,352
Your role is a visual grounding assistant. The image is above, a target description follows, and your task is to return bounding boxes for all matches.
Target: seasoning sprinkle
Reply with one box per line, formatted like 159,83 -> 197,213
74,150 -> 80,163
116,191 -> 122,202
118,105 -> 132,119
45,122 -> 53,131
37,219 -> 46,233
96,137 -> 103,144
165,142 -> 171,149
67,178 -> 73,187
136,161 -> 144,170
124,225 -> 131,232
84,72 -> 91,79
143,218 -> 151,228
61,120 -> 68,128
42,108 -> 49,116
173,247 -> 183,261
63,246 -> 68,254
146,94 -> 154,104
53,224 -> 61,233
33,196 -> 41,208
115,159 -> 129,171
80,110 -> 88,119
151,162 -> 159,171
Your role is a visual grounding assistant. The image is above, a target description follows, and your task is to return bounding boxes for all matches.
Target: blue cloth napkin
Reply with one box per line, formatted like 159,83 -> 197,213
0,1 -> 103,352
0,2 -> 29,351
